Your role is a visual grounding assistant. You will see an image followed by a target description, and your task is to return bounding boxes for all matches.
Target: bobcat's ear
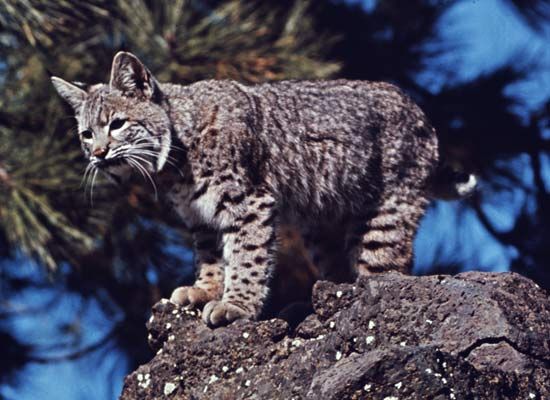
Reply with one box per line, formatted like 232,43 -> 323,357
109,51 -> 159,100
51,77 -> 87,112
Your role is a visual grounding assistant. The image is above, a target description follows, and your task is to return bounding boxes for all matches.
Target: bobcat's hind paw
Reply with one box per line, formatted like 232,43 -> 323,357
202,300 -> 253,327
170,286 -> 216,309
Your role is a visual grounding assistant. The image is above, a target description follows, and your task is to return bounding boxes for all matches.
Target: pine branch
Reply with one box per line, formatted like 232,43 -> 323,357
0,0 -> 340,270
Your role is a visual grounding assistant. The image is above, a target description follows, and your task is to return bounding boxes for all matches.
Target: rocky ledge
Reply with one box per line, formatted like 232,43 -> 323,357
120,272 -> 550,399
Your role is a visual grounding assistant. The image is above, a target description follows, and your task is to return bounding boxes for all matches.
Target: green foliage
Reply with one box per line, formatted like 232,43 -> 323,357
0,129 -> 96,269
0,0 -> 340,269
0,54 -> 105,269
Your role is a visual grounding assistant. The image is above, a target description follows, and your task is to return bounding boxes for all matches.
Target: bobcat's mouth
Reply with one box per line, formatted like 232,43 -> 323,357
88,156 -> 134,184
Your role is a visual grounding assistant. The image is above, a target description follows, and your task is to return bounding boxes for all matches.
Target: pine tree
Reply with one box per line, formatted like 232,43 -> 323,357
0,0 -> 340,271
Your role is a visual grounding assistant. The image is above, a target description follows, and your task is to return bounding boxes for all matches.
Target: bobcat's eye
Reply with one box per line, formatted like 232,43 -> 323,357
109,118 -> 127,131
80,130 -> 93,140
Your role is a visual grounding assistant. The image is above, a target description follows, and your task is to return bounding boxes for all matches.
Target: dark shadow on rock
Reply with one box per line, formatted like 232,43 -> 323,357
276,301 -> 314,331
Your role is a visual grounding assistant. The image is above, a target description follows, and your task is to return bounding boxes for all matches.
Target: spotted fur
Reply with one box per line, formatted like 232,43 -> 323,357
52,52 -> 475,327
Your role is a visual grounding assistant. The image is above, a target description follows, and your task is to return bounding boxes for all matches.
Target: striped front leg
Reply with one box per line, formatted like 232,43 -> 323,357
202,190 -> 277,327
170,226 -> 224,308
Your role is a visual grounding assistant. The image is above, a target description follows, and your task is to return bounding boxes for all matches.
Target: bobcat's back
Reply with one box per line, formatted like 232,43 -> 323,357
254,80 -> 439,214
167,79 -> 439,218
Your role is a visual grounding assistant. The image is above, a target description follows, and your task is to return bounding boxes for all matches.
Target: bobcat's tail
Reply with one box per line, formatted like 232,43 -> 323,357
429,163 -> 478,200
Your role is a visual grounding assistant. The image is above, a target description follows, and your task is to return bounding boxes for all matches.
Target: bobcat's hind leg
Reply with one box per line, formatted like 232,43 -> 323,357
170,226 -> 224,308
347,194 -> 429,275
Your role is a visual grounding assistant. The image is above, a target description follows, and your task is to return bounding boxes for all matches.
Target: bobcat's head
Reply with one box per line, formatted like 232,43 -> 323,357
51,52 -> 172,184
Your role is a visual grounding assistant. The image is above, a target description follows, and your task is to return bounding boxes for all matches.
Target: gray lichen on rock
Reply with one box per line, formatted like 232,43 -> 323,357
120,272 -> 550,399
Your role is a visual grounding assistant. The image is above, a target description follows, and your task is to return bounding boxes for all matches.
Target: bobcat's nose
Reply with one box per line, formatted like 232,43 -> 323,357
92,147 -> 109,159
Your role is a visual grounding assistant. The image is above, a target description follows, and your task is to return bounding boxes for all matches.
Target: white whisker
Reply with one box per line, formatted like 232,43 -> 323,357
90,168 -> 99,207
126,158 -> 146,180
130,148 -> 175,160
125,155 -> 158,200
86,137 -> 185,202
83,163 -> 97,198
121,143 -> 185,176
81,163 -> 93,189
127,153 -> 154,167
132,150 -> 185,176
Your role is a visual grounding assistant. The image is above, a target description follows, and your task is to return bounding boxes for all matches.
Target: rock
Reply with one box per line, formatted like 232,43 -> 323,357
120,272 -> 550,399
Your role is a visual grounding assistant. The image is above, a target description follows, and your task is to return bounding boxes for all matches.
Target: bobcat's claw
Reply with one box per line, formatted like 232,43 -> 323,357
170,286 -> 214,308
202,300 -> 253,327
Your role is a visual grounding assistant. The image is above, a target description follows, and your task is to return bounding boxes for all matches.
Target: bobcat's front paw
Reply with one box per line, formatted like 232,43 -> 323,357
170,286 -> 216,309
202,300 -> 253,327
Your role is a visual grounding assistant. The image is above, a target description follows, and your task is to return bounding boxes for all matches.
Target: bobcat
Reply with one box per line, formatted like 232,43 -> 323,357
52,52 -> 476,327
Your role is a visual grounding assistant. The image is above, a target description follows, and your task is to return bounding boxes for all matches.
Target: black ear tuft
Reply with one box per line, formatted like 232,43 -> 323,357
109,51 -> 159,100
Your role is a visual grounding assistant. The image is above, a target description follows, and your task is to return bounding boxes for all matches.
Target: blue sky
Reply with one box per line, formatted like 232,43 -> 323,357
1,1 -> 549,399
359,0 -> 550,113
428,0 -> 550,112
0,258 -> 129,400
413,0 -> 549,274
